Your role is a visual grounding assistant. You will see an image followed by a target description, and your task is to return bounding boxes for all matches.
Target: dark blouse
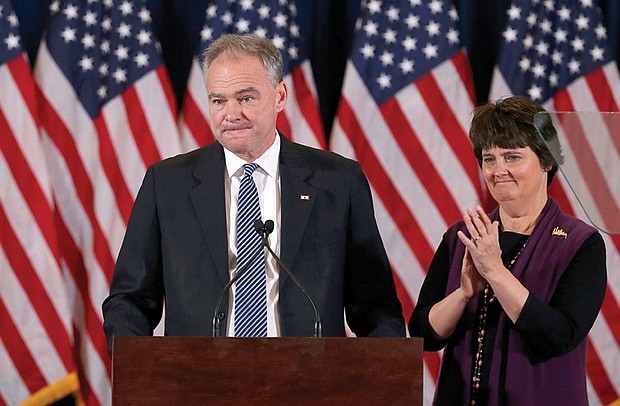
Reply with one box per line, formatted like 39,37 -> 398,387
409,231 -> 607,404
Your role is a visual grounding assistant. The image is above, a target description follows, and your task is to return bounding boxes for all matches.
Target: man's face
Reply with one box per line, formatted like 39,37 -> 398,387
206,54 -> 287,161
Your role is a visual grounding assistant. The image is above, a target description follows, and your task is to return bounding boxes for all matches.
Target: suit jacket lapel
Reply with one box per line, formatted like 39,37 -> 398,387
279,136 -> 316,280
189,143 -> 230,286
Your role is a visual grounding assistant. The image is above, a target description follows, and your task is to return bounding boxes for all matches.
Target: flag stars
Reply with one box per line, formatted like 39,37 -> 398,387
399,58 -> 414,74
289,23 -> 300,38
117,22 -> 132,38
114,45 -> 129,60
568,58 -> 581,74
523,34 -> 534,50
7,11 -> 18,27
364,20 -> 379,37
557,6 -> 571,21
137,30 -> 151,45
100,40 -> 110,54
595,24 -> 607,40
379,50 -> 394,66
549,72 -> 559,87
240,0 -> 254,11
83,11 -> 97,26
571,36 -> 585,52
360,43 -> 375,59
97,85 -> 107,100
257,5 -> 270,19
426,20 -> 441,37
428,0 -> 443,14
78,56 -> 94,71
503,27 -> 518,42
236,18 -> 251,33
539,19 -> 552,34
288,46 -> 298,60
376,72 -> 391,89
272,34 -> 285,50
575,14 -> 589,30
4,33 -> 20,50
63,4 -> 79,20
134,52 -> 149,68
402,36 -> 417,51
119,1 -> 133,16
367,0 -> 382,14
138,7 -> 151,23
273,12 -> 287,28
60,26 -> 77,43
201,27 -> 213,41
102,17 -> 112,31
383,28 -> 397,44
551,50 -> 563,64
519,56 -> 531,72
531,62 -> 546,78
405,13 -> 419,29
206,4 -> 217,18
254,26 -> 267,38
590,46 -> 604,61
422,42 -> 438,59
221,11 -> 233,26
112,67 -> 127,83
82,33 -> 96,49
446,28 -> 459,44
554,29 -> 568,43
507,5 -> 522,21
535,40 -> 549,56
386,7 -> 400,22
527,84 -> 543,101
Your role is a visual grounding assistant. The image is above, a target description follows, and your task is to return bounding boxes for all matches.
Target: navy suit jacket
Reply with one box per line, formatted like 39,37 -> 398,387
102,135 -> 404,353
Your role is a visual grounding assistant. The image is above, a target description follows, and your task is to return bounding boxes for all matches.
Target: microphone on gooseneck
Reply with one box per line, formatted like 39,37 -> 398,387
211,232 -> 266,337
256,219 -> 322,338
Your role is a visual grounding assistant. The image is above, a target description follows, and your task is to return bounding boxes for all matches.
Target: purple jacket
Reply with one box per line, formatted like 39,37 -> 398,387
437,197 -> 598,405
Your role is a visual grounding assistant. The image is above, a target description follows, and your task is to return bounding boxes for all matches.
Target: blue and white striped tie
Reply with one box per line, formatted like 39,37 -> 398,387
234,163 -> 267,337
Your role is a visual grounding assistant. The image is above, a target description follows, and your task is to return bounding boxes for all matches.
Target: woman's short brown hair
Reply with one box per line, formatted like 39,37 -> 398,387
469,96 -> 564,186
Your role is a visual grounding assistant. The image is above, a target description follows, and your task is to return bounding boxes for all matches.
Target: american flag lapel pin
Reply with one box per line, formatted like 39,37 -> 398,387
300,194 -> 311,201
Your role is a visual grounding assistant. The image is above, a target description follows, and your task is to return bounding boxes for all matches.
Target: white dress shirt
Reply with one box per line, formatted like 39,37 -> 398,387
223,134 -> 281,336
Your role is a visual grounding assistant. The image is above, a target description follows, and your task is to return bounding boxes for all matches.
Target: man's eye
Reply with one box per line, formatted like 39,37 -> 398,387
212,99 -> 223,106
241,96 -> 253,103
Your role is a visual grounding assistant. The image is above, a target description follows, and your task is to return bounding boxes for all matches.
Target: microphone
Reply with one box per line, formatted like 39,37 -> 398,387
211,227 -> 266,337
256,219 -> 322,338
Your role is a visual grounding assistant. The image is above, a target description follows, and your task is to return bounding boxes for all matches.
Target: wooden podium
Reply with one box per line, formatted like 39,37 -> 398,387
112,336 -> 423,405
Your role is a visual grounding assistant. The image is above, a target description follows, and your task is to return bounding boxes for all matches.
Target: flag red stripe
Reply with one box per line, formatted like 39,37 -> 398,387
453,51 -> 476,105
121,86 -> 162,166
380,98 -> 462,225
338,97 -> 435,268
277,111 -> 292,139
92,116 -> 134,226
417,63 -> 484,200
72,330 -> 99,406
585,69 -> 620,113
37,93 -> 116,277
55,214 -> 111,377
291,67 -> 326,149
586,338 -> 619,404
6,57 -> 39,124
156,66 -> 178,117
0,299 -> 46,393
0,112 -> 58,259
183,93 -> 214,147
0,205 -> 73,370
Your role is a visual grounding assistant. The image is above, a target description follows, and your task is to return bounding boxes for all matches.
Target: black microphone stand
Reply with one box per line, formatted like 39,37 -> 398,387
258,220 -> 322,338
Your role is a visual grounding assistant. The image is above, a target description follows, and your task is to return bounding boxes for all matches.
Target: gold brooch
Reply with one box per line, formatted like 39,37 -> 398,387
552,227 -> 568,239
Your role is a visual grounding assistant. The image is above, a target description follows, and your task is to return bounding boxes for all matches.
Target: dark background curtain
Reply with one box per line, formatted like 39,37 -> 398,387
11,0 -> 620,138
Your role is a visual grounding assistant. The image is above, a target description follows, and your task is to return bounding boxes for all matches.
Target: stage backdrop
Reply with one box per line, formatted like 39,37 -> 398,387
2,1 -> 620,406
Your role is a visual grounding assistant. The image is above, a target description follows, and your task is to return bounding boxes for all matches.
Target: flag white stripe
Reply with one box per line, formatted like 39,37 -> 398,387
0,335 -> 30,405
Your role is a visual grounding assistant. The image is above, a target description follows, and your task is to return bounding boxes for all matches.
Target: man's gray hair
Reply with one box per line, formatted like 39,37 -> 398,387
202,34 -> 284,87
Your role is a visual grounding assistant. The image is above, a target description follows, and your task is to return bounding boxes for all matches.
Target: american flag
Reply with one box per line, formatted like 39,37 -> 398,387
0,1 -> 77,404
489,1 -> 620,404
178,0 -> 325,151
329,0 -> 484,403
33,0 -> 181,404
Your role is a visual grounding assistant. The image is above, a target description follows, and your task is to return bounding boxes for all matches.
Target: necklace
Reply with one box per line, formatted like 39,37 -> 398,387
470,239 -> 527,405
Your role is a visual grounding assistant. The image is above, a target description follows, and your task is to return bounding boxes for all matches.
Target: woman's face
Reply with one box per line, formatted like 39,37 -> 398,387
481,146 -> 549,206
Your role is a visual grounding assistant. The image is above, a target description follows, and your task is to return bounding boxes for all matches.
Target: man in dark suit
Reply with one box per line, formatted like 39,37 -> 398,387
102,34 -> 404,353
